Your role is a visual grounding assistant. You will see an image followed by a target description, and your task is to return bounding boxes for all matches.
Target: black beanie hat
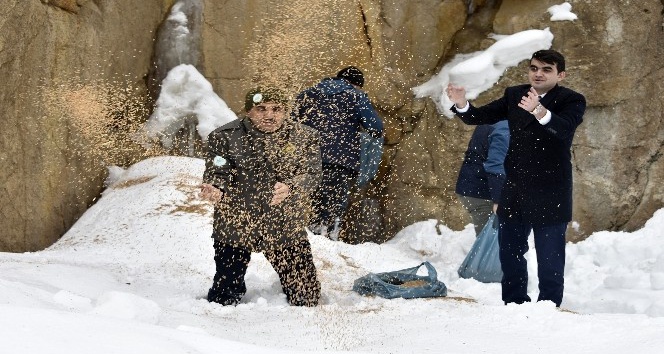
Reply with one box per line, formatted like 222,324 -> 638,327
244,87 -> 289,112
336,66 -> 364,87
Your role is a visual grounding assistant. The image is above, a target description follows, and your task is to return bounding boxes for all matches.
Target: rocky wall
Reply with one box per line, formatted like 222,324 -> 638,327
198,0 -> 664,242
2,0 -> 663,251
0,0 -> 174,251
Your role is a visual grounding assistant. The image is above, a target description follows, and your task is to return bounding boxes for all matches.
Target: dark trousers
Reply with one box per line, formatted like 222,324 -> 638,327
311,163 -> 356,227
498,219 -> 567,307
457,194 -> 494,236
207,239 -> 321,306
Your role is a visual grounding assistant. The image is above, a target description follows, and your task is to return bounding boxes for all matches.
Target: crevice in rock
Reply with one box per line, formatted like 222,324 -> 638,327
647,143 -> 663,165
42,0 -> 80,14
357,1 -> 373,59
622,139 -> 664,230
661,0 -> 664,31
436,0 -> 500,70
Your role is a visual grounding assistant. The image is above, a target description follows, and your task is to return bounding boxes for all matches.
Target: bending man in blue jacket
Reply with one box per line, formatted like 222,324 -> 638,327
447,50 -> 586,307
293,66 -> 383,239
456,120 -> 509,236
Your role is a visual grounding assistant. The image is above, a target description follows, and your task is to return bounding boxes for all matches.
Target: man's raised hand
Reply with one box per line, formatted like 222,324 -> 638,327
446,83 -> 468,108
270,182 -> 290,206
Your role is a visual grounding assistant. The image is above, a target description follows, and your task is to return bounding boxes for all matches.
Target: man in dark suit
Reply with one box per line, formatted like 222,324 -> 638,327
446,49 -> 586,307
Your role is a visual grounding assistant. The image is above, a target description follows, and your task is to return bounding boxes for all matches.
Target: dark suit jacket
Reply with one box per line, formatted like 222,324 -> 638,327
452,84 -> 586,224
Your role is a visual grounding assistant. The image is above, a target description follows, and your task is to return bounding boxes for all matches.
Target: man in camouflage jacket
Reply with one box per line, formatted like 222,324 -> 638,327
200,87 -> 322,306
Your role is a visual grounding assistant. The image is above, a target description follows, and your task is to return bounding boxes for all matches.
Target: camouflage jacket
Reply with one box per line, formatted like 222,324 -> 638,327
203,118 -> 321,252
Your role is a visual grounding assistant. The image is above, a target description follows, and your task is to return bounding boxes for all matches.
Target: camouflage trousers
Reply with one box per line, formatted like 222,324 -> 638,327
207,238 -> 320,306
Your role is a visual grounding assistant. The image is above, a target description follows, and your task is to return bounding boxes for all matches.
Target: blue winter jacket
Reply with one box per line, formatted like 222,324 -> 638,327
455,120 -> 510,202
293,77 -> 383,171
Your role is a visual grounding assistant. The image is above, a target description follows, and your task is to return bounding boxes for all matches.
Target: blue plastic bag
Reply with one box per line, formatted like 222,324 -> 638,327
457,214 -> 503,283
352,261 -> 447,299
357,132 -> 384,187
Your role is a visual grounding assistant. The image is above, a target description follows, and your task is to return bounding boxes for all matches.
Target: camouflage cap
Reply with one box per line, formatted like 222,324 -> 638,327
244,87 -> 289,112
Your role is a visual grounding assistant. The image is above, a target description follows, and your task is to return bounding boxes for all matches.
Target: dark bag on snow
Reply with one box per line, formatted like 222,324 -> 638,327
457,213 -> 503,283
357,132 -> 384,187
352,261 -> 447,299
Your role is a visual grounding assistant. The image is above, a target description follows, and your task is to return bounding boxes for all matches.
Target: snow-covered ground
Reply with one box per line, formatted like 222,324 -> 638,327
1,156 -> 663,353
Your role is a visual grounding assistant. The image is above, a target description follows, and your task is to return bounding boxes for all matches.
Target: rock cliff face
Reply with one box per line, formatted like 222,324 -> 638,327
0,0 -> 175,251
2,0 -> 663,251
489,0 -> 664,240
